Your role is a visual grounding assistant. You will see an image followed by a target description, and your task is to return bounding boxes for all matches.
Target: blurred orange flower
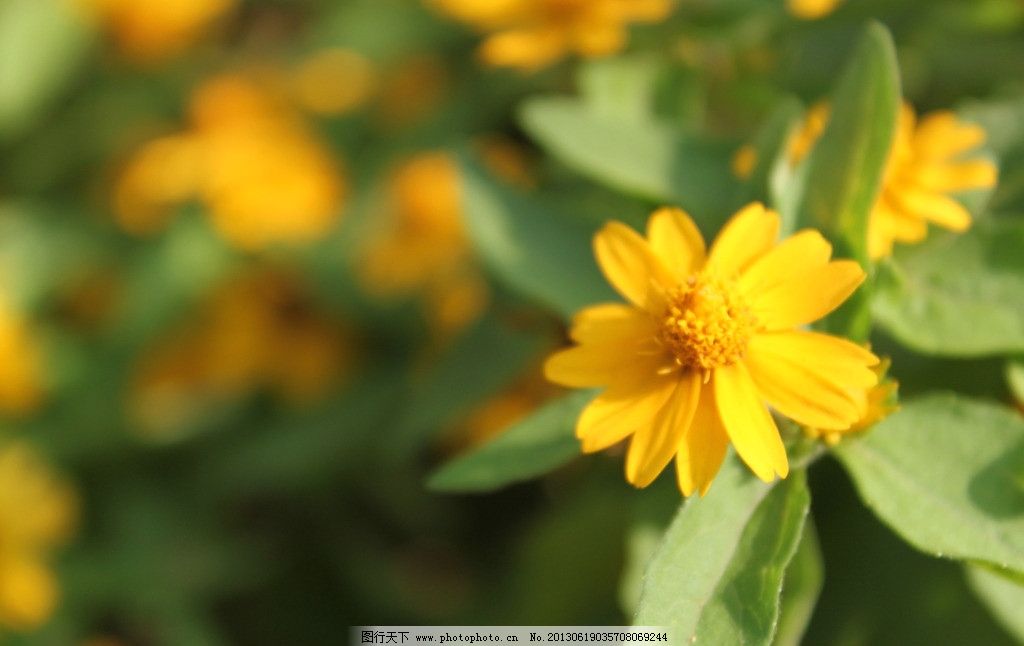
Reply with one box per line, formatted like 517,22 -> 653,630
430,0 -> 673,70
359,153 -> 488,335
115,73 -> 347,250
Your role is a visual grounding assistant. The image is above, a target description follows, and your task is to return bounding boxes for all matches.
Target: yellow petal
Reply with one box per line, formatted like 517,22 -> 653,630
675,384 -> 729,496
713,361 -> 788,482
646,207 -> 707,280
625,373 -> 700,488
576,374 -> 678,452
889,186 -> 972,232
544,342 -> 667,388
748,260 -> 864,330
571,24 -> 627,57
745,337 -> 864,430
738,229 -> 833,295
749,331 -> 879,390
706,203 -> 780,278
479,28 -> 567,70
912,111 -> 987,160
620,0 -> 674,21
569,303 -> 656,345
868,196 -> 926,259
594,221 -> 675,311
911,159 -> 998,193
0,557 -> 56,629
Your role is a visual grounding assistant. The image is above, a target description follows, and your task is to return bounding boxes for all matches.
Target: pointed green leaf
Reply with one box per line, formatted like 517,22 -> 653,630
518,97 -> 737,225
794,22 -> 900,339
459,156 -> 615,319
427,390 -> 592,493
966,565 -> 1024,642
635,461 -> 810,646
795,22 -> 900,263
835,394 -> 1024,573
773,519 -> 824,646
873,219 -> 1024,356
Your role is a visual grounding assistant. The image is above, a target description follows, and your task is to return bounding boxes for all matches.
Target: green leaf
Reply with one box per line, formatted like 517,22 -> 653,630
1007,357 -> 1024,404
966,565 -> 1024,642
518,97 -> 738,225
772,519 -> 824,646
634,461 -> 810,645
794,22 -> 900,339
872,219 -> 1024,356
0,0 -> 94,139
744,97 -> 802,224
796,22 -> 900,263
391,312 -> 545,458
427,390 -> 592,493
835,394 -> 1024,573
577,55 -> 662,123
459,156 -> 616,318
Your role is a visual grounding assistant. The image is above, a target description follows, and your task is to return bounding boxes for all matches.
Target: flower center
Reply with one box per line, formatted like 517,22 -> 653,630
659,274 -> 759,375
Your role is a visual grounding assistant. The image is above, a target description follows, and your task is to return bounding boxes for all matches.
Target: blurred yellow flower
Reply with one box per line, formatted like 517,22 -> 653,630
869,104 -> 998,259
114,134 -> 202,235
787,0 -> 841,20
130,270 -> 351,439
80,0 -> 235,63
545,204 -> 879,495
0,298 -> 46,416
805,358 -> 898,446
787,102 -> 997,259
0,441 -> 76,631
359,153 -> 488,334
114,74 -> 347,250
429,0 -> 673,70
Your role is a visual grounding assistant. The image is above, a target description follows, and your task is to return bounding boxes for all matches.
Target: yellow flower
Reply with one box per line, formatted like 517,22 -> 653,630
869,104 -> 998,259
805,358 -> 898,446
545,204 -> 879,495
0,441 -> 76,631
786,102 -> 997,259
114,73 -> 347,250
429,0 -> 673,70
359,153 -> 488,334
787,0 -> 841,20
0,297 -> 46,415
80,0 -> 235,64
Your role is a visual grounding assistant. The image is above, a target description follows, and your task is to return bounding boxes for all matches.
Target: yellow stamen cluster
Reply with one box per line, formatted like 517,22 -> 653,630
659,275 -> 759,376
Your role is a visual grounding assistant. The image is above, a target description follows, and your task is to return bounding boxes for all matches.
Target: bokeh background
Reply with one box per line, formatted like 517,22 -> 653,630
1,0 -> 1023,644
